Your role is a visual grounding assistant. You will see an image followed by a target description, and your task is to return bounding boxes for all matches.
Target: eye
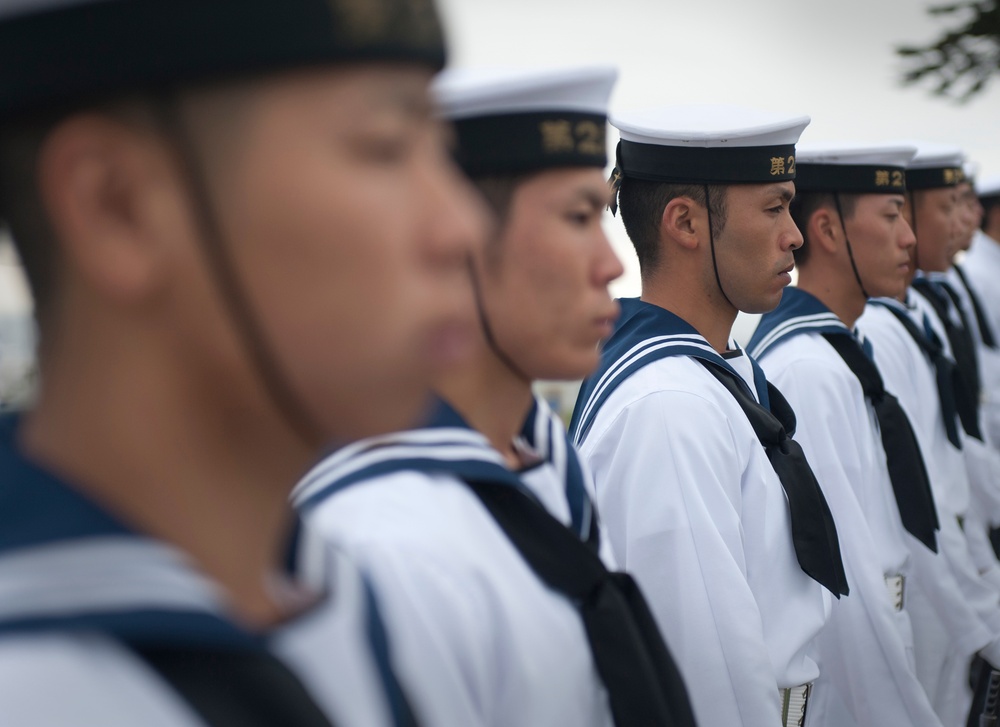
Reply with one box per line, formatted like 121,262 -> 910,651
767,204 -> 784,215
355,135 -> 414,164
565,210 -> 595,226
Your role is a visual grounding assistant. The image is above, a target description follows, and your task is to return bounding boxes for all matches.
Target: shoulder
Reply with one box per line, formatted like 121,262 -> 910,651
0,632 -> 204,727
760,336 -> 857,392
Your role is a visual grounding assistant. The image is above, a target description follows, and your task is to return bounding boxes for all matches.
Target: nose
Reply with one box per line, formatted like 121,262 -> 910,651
593,227 -> 624,288
899,215 -> 916,250
418,140 -> 492,273
784,213 -> 804,251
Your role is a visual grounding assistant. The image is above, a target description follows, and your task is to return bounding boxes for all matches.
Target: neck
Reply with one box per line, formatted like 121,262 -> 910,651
985,225 -> 1000,244
796,267 -> 866,329
640,272 -> 736,353
22,305 -> 312,629
435,335 -> 534,469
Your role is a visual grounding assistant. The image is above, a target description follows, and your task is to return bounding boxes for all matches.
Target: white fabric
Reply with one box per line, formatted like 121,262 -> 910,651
304,469 -> 613,727
0,539 -> 398,727
757,333 -> 943,727
0,633 -> 211,727
433,66 -> 616,119
794,141 -> 917,168
859,299 -> 1000,724
612,104 -> 809,147
894,142 -> 965,171
578,350 -> 830,727
959,236 -> 1000,450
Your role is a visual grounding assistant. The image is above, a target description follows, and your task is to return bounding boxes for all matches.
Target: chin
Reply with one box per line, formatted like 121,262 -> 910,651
535,351 -> 601,383
740,290 -> 784,315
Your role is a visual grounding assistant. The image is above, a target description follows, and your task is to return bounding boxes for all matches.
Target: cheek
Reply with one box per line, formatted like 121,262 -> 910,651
228,154 -> 437,436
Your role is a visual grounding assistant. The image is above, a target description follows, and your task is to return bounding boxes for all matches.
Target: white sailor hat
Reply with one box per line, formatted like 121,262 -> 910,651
793,141 -> 918,194
964,160 -> 980,184
977,174 -> 1000,199
0,0 -> 446,122
610,104 -> 810,185
433,66 -> 617,177
895,141 -> 966,189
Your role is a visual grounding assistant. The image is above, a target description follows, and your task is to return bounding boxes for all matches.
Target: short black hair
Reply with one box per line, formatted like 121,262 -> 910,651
0,110 -> 68,324
982,195 -> 1000,230
790,191 -> 859,267
617,177 -> 728,279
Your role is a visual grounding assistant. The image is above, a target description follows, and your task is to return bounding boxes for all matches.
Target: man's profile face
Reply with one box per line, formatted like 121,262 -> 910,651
188,64 -> 488,444
710,181 -> 801,314
842,194 -> 915,300
913,187 -> 958,272
477,167 -> 623,382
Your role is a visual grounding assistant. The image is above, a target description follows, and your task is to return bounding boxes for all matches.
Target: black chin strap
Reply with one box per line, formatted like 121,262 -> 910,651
704,185 -> 735,309
832,192 -> 871,299
153,95 -> 325,450
466,255 -> 531,384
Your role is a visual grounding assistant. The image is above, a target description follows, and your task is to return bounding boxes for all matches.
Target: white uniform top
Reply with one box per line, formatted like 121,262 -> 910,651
292,397 -> 614,727
858,297 -> 1000,653
748,289 -> 942,727
572,298 -> 830,727
942,263 -> 1000,585
963,231 -> 1000,448
0,417 -> 404,727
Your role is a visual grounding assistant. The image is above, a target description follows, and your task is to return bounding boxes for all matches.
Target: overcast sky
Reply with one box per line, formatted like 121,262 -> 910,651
437,0 -> 1000,339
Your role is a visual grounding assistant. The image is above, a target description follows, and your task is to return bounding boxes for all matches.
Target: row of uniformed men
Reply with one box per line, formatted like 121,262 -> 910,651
0,2 -> 997,727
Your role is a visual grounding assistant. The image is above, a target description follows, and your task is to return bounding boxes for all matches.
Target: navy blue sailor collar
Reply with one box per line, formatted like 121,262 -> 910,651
747,287 -> 852,360
293,397 -> 528,512
295,397 -> 596,543
570,297 -> 770,446
0,414 -> 315,652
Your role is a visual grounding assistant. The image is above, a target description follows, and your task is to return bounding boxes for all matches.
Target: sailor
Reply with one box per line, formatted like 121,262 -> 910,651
858,144 -> 1000,727
570,104 -> 847,727
747,141 -> 945,726
964,174 -> 1000,450
292,66 -> 697,727
0,0 -> 487,725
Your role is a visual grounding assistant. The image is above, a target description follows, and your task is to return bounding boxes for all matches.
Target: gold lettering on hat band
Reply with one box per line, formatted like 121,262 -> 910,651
539,119 -> 606,156
875,170 -> 905,188
770,155 -> 795,176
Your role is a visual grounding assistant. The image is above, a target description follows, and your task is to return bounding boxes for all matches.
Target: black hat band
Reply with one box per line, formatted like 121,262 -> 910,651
0,0 -> 446,120
453,111 -> 607,177
617,139 -> 797,185
795,164 -> 908,194
906,166 -> 965,190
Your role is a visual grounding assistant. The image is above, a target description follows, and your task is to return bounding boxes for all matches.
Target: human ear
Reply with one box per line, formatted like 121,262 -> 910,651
37,112 -> 181,306
660,197 -> 701,251
809,207 -> 839,255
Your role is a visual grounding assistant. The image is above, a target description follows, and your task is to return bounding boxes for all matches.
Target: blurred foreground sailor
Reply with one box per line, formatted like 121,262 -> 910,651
858,143 -> 1000,727
570,105 -> 846,727
293,66 -> 697,727
748,141 -> 945,726
0,0 -> 488,725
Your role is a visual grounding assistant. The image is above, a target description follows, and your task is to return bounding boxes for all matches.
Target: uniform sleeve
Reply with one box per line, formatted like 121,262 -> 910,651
860,307 -> 999,657
350,543 -> 499,727
581,389 -> 782,727
766,356 -> 945,727
0,634 -> 209,727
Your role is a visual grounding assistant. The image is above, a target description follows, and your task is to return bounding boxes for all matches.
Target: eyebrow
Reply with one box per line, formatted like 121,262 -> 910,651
766,185 -> 795,204
574,186 -> 613,210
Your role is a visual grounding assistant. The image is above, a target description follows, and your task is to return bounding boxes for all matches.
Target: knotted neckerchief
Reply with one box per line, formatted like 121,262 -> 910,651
574,298 -> 849,597
749,288 -> 940,551
869,298 -> 963,449
295,398 -> 698,727
912,277 -> 984,441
